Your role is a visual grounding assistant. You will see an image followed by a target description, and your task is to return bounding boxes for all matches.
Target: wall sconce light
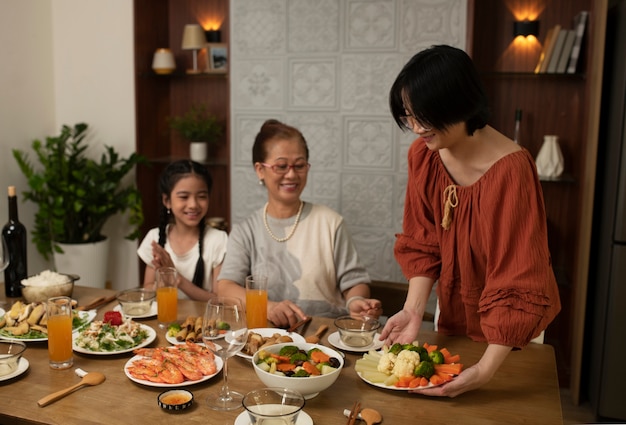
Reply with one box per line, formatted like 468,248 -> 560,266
181,24 -> 206,74
514,19 -> 539,38
205,29 -> 221,43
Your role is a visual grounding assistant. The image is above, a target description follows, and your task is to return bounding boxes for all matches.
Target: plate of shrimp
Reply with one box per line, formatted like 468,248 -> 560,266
124,341 -> 223,387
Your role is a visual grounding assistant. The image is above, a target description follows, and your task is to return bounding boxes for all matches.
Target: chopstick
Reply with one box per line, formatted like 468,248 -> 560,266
76,294 -> 117,311
346,401 -> 362,425
287,316 -> 312,333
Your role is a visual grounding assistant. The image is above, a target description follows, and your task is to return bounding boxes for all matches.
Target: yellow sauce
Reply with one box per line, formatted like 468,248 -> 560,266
161,393 -> 191,405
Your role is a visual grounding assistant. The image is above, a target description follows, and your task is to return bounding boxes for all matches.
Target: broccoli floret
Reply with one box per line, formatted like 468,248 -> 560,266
414,360 -> 435,379
414,346 -> 429,362
389,343 -> 404,355
293,369 -> 310,377
217,321 -> 230,330
290,352 -> 308,364
429,350 -> 444,364
279,345 -> 300,356
402,343 -> 420,351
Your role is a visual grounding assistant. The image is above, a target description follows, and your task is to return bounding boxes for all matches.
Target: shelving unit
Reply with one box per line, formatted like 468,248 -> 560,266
133,0 -> 230,279
468,0 -> 607,400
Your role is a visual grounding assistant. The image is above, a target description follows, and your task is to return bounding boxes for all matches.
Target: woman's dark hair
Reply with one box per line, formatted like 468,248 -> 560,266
157,160 -> 213,287
252,119 -> 309,164
389,44 -> 490,136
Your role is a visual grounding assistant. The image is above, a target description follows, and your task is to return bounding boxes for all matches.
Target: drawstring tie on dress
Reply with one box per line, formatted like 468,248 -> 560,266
441,184 -> 458,230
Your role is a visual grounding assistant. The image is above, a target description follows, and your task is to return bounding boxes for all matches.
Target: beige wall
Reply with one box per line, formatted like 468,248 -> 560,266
0,0 -> 138,290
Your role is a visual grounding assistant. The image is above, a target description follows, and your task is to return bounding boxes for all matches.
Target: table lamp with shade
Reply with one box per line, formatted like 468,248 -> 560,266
181,24 -> 206,74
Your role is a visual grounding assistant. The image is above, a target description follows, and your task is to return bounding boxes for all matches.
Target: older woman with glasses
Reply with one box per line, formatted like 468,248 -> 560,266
379,45 -> 561,397
216,119 -> 381,328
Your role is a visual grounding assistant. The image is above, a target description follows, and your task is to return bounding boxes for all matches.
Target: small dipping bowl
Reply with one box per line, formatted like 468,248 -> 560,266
116,288 -> 156,316
0,341 -> 26,377
334,315 -> 381,347
243,387 -> 305,424
157,389 -> 193,411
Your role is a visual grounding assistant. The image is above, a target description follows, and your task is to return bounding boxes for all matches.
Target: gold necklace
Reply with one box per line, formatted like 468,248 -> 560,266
263,201 -> 304,242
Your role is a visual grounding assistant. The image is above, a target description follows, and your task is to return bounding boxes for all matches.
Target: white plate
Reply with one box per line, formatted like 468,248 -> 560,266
357,370 -> 440,390
124,353 -> 223,387
113,302 -> 157,319
327,331 -> 384,352
0,310 -> 97,343
72,324 -> 156,355
235,410 -> 313,425
0,308 -> 4,317
0,357 -> 29,382
165,333 -> 208,346
236,328 -> 307,360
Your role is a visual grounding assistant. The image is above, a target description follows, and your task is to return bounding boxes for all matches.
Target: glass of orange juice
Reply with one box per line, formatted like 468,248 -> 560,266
156,267 -> 179,329
245,275 -> 268,329
46,296 -> 73,370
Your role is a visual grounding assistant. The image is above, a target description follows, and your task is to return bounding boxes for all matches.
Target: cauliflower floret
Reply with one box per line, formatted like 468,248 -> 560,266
391,350 -> 421,378
377,351 -> 397,374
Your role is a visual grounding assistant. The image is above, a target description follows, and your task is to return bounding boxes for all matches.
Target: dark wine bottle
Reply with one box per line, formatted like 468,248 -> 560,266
3,186 -> 28,297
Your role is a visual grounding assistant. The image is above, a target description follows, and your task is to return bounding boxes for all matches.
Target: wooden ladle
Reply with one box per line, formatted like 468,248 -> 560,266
37,372 -> 106,407
304,324 -> 328,343
360,408 -> 383,425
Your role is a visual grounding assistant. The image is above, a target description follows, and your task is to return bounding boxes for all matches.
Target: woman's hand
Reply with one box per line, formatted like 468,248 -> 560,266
348,298 -> 383,318
267,300 -> 307,328
151,241 -> 174,270
378,309 -> 422,345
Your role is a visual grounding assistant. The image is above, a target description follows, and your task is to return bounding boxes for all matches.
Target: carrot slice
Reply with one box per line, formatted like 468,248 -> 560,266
445,354 -> 461,364
425,344 -> 438,353
395,376 -> 413,388
435,371 -> 454,382
419,377 -> 429,387
310,350 -> 330,364
408,377 -> 422,388
302,361 -> 320,376
434,363 -> 463,375
429,374 -> 445,386
271,353 -> 291,362
276,362 -> 296,372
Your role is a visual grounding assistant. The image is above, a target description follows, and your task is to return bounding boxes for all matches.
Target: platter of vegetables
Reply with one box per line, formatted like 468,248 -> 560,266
355,342 -> 463,390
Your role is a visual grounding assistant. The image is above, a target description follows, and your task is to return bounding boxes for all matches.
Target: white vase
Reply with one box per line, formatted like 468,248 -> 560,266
536,135 -> 564,178
190,142 -> 208,162
54,238 -> 110,288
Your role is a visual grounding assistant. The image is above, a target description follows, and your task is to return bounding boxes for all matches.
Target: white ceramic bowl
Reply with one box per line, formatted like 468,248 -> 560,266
0,341 -> 26,377
116,288 -> 156,316
334,315 -> 381,348
20,273 -> 78,303
252,342 -> 344,399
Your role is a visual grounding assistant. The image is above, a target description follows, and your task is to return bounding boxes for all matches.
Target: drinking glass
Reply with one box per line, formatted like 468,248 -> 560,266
202,297 -> 248,410
245,275 -> 268,329
46,296 -> 73,369
243,387 -> 305,425
156,267 -> 179,329
0,235 -> 8,272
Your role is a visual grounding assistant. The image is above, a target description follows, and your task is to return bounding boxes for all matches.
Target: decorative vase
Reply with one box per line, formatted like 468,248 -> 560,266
152,48 -> 176,75
190,142 -> 208,162
54,238 -> 110,288
535,135 -> 564,178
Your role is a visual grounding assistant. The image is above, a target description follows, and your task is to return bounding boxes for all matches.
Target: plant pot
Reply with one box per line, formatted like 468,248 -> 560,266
190,142 -> 208,162
53,238 -> 110,288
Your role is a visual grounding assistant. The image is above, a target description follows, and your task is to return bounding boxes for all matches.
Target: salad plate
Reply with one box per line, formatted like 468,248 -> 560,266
113,302 -> 157,319
236,328 -> 306,360
0,310 -> 96,342
328,331 -> 384,352
124,354 -> 223,387
234,410 -> 313,425
0,357 -> 29,382
72,324 -> 156,355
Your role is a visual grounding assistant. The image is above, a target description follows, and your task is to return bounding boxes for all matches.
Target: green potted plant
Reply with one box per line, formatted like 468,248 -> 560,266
168,104 -> 224,162
12,123 -> 146,287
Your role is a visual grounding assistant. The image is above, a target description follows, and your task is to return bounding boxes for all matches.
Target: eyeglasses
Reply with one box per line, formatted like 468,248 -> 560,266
400,115 -> 433,132
260,162 -> 311,174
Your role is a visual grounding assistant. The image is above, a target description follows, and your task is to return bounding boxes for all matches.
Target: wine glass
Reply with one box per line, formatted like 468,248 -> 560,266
202,297 -> 248,410
0,235 -> 8,272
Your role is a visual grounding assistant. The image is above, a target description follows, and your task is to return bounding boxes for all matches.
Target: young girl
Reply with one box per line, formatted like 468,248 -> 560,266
137,160 -> 227,301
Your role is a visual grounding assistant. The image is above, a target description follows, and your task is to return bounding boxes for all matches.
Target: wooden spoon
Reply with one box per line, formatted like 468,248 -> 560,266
304,324 -> 328,343
37,372 -> 106,407
360,408 -> 383,425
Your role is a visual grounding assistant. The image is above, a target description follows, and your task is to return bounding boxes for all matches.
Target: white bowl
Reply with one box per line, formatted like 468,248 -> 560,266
252,342 -> 344,399
20,272 -> 78,303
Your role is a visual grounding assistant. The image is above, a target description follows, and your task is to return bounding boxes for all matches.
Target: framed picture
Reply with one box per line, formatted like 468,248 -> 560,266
207,43 -> 227,73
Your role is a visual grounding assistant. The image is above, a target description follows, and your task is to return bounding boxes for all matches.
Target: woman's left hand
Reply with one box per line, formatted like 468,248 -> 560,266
349,298 -> 383,318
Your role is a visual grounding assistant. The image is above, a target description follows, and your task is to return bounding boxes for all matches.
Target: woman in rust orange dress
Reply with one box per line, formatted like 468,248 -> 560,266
379,45 -> 561,397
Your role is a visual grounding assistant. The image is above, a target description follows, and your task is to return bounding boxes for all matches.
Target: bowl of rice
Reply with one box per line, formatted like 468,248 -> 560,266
20,270 -> 79,303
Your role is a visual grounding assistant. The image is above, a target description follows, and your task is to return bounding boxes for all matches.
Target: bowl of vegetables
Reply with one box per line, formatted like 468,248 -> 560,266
252,342 -> 344,399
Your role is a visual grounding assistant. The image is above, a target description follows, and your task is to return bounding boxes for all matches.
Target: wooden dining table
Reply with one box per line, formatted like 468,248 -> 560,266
0,284 -> 564,425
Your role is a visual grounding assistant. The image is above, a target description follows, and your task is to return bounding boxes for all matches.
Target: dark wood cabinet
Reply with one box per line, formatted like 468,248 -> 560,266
133,0 -> 231,271
468,0 -> 607,399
